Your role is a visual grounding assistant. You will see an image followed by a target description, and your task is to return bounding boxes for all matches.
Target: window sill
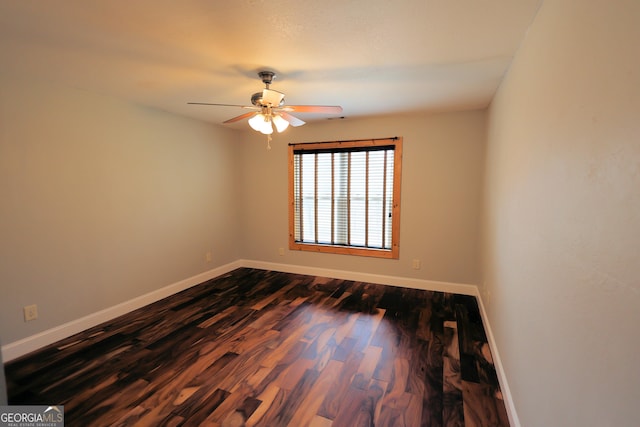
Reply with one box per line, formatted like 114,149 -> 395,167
289,241 -> 399,259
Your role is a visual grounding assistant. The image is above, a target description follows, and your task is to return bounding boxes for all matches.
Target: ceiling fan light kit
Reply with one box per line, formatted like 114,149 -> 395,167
188,70 -> 343,143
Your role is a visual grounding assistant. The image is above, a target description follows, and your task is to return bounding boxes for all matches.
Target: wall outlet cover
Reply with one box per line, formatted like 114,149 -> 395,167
24,304 -> 38,322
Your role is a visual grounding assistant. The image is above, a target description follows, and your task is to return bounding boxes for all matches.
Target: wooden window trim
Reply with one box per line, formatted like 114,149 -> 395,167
288,137 -> 402,259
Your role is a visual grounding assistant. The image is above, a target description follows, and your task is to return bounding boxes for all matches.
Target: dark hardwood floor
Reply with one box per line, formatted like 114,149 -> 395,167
5,268 -> 509,426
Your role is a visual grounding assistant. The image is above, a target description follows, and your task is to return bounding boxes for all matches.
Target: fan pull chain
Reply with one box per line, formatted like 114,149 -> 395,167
266,134 -> 272,150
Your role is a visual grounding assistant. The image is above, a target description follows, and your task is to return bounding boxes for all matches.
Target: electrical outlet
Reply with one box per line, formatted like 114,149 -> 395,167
278,247 -> 285,256
24,304 -> 38,322
205,251 -> 212,263
412,259 -> 421,270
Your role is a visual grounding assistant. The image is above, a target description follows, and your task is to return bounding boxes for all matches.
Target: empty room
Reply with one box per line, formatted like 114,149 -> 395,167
1,1 -> 638,426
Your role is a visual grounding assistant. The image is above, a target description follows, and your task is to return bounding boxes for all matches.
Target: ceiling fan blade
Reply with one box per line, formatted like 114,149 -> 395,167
188,102 -> 257,110
262,89 -> 285,107
280,112 -> 306,127
223,111 -> 258,124
280,105 -> 343,114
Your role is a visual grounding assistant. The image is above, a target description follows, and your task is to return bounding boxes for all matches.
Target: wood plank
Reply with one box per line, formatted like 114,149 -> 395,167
287,360 -> 342,427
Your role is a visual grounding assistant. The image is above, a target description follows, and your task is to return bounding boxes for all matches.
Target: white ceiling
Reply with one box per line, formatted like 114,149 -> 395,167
0,0 -> 542,128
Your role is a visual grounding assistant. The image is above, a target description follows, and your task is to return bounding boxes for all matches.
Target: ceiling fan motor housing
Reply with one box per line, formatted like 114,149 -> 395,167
251,71 -> 284,107
251,92 -> 267,106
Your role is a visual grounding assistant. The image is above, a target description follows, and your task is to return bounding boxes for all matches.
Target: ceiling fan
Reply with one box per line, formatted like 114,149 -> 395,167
188,71 -> 343,135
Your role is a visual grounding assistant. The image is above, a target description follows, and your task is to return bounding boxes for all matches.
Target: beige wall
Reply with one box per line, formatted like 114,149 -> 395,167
0,74 -> 242,344
239,111 -> 486,285
482,0 -> 640,425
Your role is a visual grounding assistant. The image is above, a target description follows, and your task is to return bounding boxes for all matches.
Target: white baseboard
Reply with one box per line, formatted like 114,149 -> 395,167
240,259 -> 479,296
1,261 -> 242,362
1,259 -> 518,426
474,291 -> 521,427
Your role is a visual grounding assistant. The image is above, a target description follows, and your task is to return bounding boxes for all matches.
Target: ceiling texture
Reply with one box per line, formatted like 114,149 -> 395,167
0,0 -> 542,128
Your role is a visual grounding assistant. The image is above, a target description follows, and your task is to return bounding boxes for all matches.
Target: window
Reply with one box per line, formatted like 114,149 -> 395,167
288,137 -> 402,259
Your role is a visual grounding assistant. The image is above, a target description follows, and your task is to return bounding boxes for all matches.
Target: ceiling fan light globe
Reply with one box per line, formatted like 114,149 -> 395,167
248,113 -> 266,131
272,114 -> 290,133
259,118 -> 274,134
260,124 -> 274,135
